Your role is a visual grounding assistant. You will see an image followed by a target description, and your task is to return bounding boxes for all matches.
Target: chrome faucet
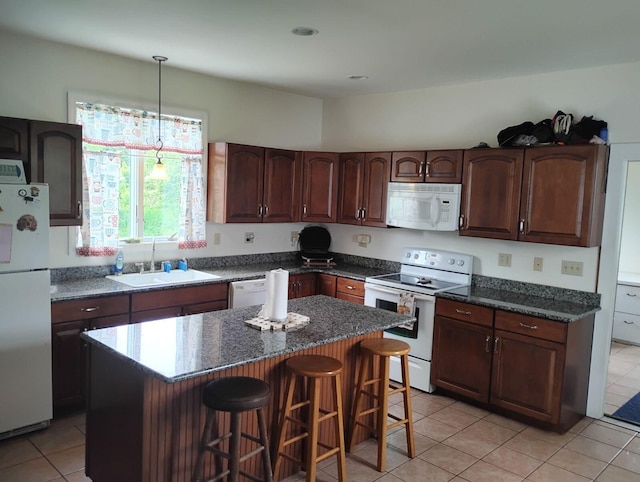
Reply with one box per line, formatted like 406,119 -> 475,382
149,237 -> 157,273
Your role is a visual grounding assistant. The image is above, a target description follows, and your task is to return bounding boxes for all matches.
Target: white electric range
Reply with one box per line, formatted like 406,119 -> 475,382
364,247 -> 473,392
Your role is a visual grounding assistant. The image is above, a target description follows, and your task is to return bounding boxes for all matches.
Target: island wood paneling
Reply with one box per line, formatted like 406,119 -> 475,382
86,331 -> 382,482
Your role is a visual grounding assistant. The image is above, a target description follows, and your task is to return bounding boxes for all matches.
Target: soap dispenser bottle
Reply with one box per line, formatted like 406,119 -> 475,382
114,248 -> 125,276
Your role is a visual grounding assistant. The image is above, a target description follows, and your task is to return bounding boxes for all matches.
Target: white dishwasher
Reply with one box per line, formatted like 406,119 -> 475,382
229,278 -> 268,308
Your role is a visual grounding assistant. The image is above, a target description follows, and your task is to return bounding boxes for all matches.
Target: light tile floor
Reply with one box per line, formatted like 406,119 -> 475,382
606,341 -> 640,417
3,387 -> 640,481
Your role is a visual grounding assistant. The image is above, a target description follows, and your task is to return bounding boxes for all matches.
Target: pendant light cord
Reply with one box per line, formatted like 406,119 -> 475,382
153,55 -> 168,161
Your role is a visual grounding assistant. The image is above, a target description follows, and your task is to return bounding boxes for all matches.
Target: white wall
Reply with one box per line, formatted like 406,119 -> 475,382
619,162 -> 640,274
0,29 -> 323,268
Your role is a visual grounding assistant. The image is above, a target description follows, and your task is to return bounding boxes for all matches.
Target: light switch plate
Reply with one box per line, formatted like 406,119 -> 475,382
533,257 -> 543,271
561,260 -> 583,276
498,253 -> 512,267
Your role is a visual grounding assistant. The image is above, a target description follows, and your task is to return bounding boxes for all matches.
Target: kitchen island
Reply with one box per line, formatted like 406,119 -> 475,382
82,295 -> 414,482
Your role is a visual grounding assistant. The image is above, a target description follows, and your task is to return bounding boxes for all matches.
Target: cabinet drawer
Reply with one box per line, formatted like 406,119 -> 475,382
52,295 -> 130,323
336,277 -> 364,297
495,311 -> 566,343
435,298 -> 494,327
612,311 -> 640,345
131,283 -> 228,312
616,284 -> 640,315
336,291 -> 364,304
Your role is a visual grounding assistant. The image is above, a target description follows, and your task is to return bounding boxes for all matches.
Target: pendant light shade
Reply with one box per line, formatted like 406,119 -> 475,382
148,55 -> 169,180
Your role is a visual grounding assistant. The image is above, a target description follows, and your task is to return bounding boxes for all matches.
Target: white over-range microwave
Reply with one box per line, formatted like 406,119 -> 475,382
386,182 -> 462,231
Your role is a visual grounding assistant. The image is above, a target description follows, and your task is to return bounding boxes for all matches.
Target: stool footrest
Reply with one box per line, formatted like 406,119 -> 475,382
388,386 -> 408,396
387,418 -> 409,430
239,445 -> 267,463
277,451 -> 303,467
353,419 -> 376,434
282,432 -> 308,448
239,470 -> 265,482
318,410 -> 338,423
316,446 -> 340,462
284,415 -> 307,429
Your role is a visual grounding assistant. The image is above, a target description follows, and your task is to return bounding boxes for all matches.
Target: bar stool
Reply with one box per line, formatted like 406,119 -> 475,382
347,338 -> 415,472
192,376 -> 272,482
272,355 -> 347,482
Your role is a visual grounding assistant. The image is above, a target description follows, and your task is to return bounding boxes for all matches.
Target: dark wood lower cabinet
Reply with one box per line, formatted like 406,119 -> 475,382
288,273 -> 317,298
51,320 -> 87,414
431,298 -> 593,433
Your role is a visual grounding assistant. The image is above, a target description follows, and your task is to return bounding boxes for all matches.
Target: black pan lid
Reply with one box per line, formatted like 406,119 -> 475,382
299,225 -> 331,255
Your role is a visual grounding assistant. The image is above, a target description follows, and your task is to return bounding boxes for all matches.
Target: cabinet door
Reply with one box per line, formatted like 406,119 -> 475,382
425,150 -> 463,183
302,152 -> 339,222
131,306 -> 183,324
224,144 -> 265,223
0,116 -> 29,164
337,153 -> 365,225
318,274 -> 337,297
51,320 -> 88,413
460,149 -> 524,240
263,148 -> 302,223
296,273 -> 318,298
362,152 -> 391,227
491,329 -> 565,424
431,316 -> 492,403
90,314 -> 130,330
519,145 -> 608,247
30,121 -> 83,226
183,299 -> 228,315
391,151 -> 425,182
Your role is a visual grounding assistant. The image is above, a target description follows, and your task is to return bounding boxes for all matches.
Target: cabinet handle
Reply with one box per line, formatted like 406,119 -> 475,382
519,219 -> 525,233
425,161 -> 431,177
81,306 -> 100,312
418,161 -> 424,175
264,205 -> 269,217
494,337 -> 500,354
258,205 -> 263,216
624,320 -> 636,325
355,208 -> 361,220
76,201 -> 82,219
627,293 -> 638,297
303,204 -> 307,217
459,215 -> 464,229
361,208 -> 366,221
485,335 -> 491,353
455,309 -> 471,315
519,322 -> 538,330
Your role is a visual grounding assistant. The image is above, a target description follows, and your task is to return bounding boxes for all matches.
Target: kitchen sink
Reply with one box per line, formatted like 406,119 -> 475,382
106,269 -> 221,287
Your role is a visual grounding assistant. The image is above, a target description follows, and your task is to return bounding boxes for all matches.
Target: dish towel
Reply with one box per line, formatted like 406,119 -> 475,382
397,293 -> 416,330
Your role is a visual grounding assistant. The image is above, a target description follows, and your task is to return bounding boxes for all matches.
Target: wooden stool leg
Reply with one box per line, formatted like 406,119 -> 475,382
192,408 -> 215,482
272,372 -> 297,480
229,412 -> 241,482
401,354 -> 416,459
257,407 -> 273,482
376,354 -> 390,472
305,377 -> 321,482
333,373 -> 347,482
347,350 -> 369,452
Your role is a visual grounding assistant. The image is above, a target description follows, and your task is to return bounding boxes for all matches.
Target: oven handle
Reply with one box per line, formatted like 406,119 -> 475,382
365,284 -> 435,303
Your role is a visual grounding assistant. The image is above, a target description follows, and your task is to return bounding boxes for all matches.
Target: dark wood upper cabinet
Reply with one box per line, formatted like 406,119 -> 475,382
302,151 -> 339,223
208,143 -> 302,223
263,148 -> 302,223
0,116 -> 29,163
460,145 -> 609,247
460,148 -> 524,240
519,145 -> 609,247
338,152 -> 390,227
390,151 -> 425,182
425,150 -> 463,183
29,121 -> 83,226
0,117 -> 82,226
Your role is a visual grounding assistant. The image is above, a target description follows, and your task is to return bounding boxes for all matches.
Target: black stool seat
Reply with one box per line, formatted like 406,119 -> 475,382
203,376 -> 270,412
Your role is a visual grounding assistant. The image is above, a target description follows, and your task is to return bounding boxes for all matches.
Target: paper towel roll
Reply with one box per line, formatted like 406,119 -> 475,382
259,268 -> 289,321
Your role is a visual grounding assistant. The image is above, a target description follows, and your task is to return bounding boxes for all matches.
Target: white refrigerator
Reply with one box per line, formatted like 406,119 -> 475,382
0,183 -> 52,439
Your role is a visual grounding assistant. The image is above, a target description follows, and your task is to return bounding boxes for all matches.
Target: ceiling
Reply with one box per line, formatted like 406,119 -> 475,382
3,0 -> 640,99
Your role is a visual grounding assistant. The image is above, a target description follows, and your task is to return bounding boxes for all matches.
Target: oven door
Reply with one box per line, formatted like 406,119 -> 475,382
364,283 -> 435,361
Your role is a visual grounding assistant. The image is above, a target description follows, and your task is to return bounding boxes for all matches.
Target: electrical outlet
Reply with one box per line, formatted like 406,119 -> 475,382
290,231 -> 298,247
498,253 -> 512,267
244,232 -> 255,244
533,257 -> 543,272
213,232 -> 221,245
561,260 -> 583,276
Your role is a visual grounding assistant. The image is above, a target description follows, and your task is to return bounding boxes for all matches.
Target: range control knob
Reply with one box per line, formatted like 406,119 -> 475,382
448,258 -> 455,265
405,252 -> 411,258
457,260 -> 465,266
414,253 -> 419,259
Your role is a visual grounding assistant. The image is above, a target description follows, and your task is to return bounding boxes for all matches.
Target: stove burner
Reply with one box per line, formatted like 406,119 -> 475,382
415,277 -> 432,285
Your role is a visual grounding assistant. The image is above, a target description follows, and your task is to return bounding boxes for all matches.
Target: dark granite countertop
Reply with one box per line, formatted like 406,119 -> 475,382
82,295 -> 415,383
50,262 -> 388,302
437,277 -> 601,322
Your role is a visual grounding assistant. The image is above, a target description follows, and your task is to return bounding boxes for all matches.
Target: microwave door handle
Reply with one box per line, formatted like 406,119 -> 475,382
430,196 -> 440,227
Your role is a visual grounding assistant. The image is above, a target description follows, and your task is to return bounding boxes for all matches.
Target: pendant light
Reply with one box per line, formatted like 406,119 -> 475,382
148,55 -> 169,180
